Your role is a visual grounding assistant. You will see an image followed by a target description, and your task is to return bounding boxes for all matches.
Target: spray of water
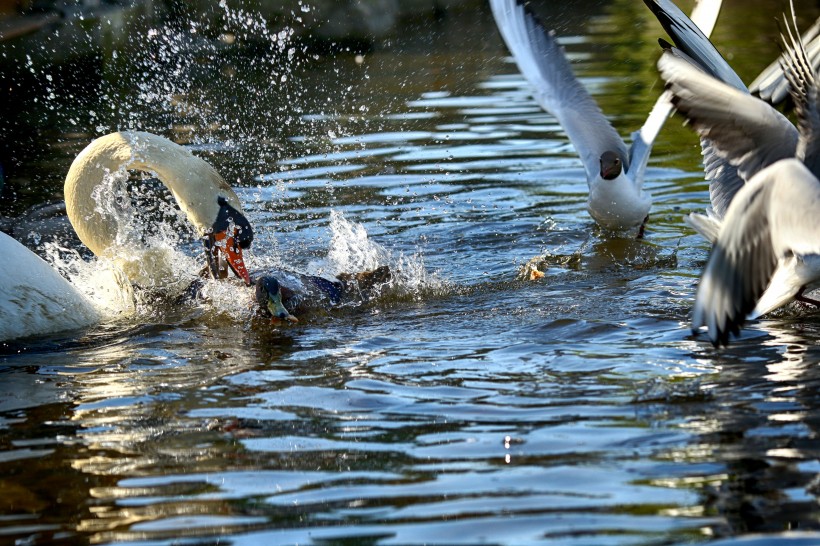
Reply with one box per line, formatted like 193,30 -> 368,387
17,2 -> 440,326
200,209 -> 444,321
311,210 -> 444,298
40,163 -> 203,321
42,242 -> 136,319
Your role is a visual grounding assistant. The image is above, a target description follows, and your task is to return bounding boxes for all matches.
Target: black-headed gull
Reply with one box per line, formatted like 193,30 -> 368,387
655,5 -> 820,344
692,159 -> 820,346
648,0 -> 820,240
489,0 -> 722,234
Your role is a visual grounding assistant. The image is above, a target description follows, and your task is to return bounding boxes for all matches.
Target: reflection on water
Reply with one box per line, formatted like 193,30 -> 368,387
2,0 -> 820,544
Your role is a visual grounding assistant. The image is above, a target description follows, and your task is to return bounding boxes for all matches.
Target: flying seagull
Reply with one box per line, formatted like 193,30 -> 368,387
489,0 -> 722,234
655,3 -> 820,344
647,0 -> 820,240
692,159 -> 820,346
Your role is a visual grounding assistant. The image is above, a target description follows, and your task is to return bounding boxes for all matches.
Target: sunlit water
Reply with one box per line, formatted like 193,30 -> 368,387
2,1 -> 820,544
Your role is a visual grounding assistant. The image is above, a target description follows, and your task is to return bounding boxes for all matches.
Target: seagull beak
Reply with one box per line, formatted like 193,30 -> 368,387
206,228 -> 251,286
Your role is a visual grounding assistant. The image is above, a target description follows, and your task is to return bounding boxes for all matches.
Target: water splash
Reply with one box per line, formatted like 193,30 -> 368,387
41,242 -> 136,319
310,210 -> 445,298
88,165 -> 201,295
199,210 -> 445,321
35,160 -> 204,322
93,0 -> 320,177
196,277 -> 257,322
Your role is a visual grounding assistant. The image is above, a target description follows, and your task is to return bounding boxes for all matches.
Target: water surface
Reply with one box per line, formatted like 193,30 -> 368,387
2,1 -> 820,544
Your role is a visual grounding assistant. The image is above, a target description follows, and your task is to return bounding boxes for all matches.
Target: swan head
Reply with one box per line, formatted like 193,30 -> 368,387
255,276 -> 298,323
599,151 -> 623,180
204,196 -> 254,286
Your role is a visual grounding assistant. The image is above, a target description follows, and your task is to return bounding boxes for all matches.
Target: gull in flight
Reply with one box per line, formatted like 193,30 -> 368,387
654,2 -> 820,344
489,0 -> 722,235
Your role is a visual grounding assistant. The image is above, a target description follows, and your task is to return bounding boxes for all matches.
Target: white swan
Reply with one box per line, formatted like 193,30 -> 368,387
0,231 -> 100,341
65,131 -> 254,289
0,131 -> 254,342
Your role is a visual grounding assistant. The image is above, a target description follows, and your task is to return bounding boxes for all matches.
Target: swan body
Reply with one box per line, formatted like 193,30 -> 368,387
0,231 -> 99,341
65,132 -> 254,289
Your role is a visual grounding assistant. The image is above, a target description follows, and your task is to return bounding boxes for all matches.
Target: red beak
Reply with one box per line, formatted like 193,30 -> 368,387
208,228 -> 251,286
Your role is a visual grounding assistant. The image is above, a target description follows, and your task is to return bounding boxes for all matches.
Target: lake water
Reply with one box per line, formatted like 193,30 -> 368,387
2,1 -> 820,544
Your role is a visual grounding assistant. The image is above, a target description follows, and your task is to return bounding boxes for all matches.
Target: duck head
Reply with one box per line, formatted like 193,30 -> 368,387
255,276 -> 298,323
204,196 -> 253,286
599,150 -> 623,180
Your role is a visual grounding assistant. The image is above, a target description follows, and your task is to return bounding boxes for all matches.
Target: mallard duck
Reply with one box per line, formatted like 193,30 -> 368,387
255,266 -> 391,323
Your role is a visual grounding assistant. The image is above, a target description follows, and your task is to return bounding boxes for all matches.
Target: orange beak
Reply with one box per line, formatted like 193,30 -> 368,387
207,228 -> 251,286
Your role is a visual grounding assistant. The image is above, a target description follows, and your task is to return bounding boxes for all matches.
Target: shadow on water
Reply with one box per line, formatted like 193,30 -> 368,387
2,0 -> 820,544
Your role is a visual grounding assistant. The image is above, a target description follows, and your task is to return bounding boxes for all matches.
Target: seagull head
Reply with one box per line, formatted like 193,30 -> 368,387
599,151 -> 623,180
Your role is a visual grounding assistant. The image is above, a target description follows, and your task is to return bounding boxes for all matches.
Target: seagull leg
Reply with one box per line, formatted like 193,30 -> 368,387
636,215 -> 649,239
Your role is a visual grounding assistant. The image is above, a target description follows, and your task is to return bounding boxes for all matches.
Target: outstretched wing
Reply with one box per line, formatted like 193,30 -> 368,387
489,0 -> 627,184
629,0 -> 724,189
750,16 -> 820,104
644,0 -> 746,91
658,51 -> 798,187
645,0 -> 753,217
779,11 -> 820,175
692,159 -> 820,346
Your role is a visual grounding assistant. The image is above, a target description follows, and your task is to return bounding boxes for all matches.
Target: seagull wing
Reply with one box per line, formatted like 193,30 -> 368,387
644,0 -> 746,91
645,0 -> 752,217
629,0 -> 724,188
779,15 -> 820,176
750,16 -> 820,104
489,0 -> 627,184
658,51 -> 799,187
692,159 -> 820,346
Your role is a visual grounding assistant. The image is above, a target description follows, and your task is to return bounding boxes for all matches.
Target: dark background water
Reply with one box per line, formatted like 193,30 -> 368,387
2,0 -> 820,544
